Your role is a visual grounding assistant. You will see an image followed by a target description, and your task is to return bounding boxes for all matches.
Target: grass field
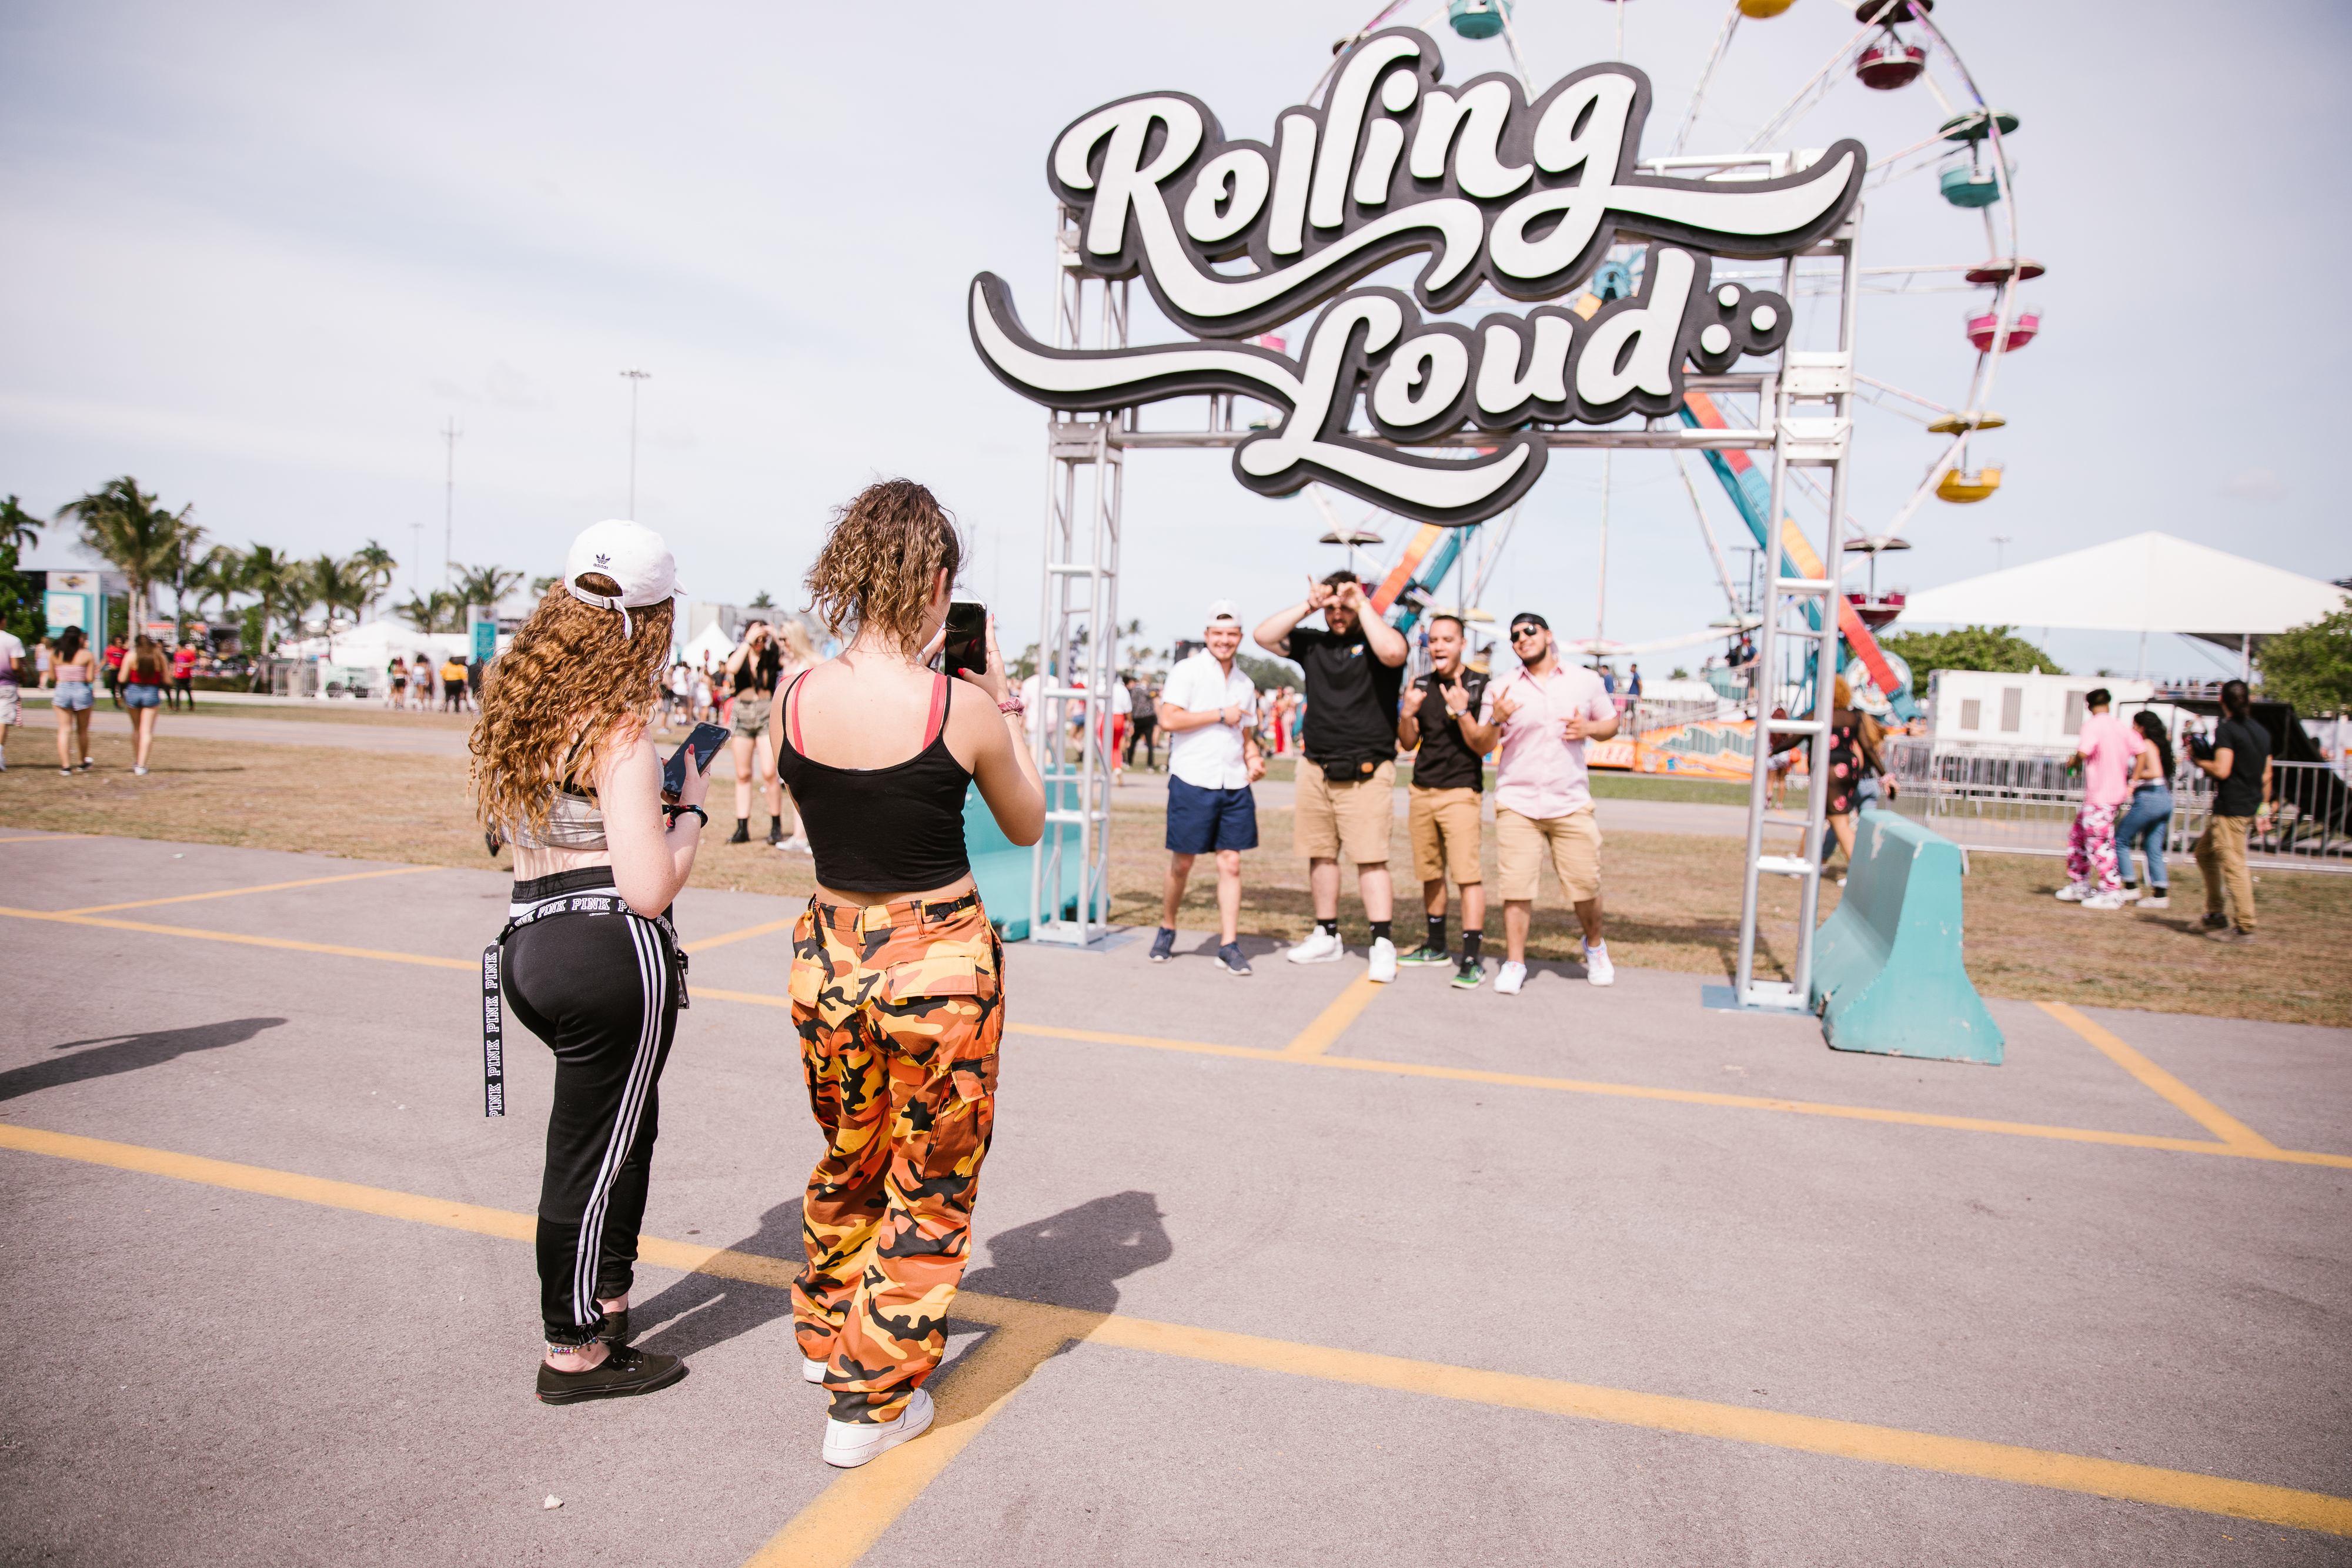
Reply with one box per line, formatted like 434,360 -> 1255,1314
5,724 -> 2345,1027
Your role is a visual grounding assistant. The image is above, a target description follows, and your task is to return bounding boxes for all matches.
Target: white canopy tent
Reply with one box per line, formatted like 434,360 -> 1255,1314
679,621 -> 737,669
1900,533 -> 2346,663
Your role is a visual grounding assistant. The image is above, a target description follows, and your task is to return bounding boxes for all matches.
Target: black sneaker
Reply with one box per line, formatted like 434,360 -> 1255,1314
1148,927 -> 1176,962
1396,944 -> 1452,967
727,820 -> 750,845
597,1306 -> 629,1348
1215,942 -> 1252,976
2199,911 -> 2229,930
536,1343 -> 686,1405
1450,957 -> 1484,990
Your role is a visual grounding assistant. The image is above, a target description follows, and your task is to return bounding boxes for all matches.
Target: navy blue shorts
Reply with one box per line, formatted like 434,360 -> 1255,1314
1166,777 -> 1258,854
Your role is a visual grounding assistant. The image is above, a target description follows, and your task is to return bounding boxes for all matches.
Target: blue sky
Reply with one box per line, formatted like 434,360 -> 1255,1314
4,0 -> 2344,681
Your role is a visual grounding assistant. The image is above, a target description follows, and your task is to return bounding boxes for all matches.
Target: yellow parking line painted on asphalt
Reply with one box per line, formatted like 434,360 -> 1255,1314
4,902 -> 2345,1170
682,917 -> 801,955
4,1121 -> 2347,1546
1284,972 -> 1387,1058
2037,1001 -> 2278,1150
0,905 -> 477,971
61,864 -> 437,915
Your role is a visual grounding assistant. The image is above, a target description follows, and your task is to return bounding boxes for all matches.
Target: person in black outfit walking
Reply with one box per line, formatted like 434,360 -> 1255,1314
473,519 -> 712,1404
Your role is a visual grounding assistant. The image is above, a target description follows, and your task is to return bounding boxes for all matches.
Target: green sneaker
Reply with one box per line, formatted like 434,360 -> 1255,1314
1397,944 -> 1452,967
1450,957 -> 1484,990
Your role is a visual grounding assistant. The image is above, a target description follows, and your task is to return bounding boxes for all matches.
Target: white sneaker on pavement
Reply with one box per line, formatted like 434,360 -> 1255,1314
803,1357 -> 826,1385
821,1387 -> 934,1469
1583,944 -> 1615,986
2054,882 -> 2091,902
1285,928 -> 1345,964
1366,937 -> 1397,982
1495,960 -> 1528,995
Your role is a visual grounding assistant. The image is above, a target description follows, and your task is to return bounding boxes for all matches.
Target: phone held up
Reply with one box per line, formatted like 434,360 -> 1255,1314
662,722 -> 730,800
941,599 -> 988,680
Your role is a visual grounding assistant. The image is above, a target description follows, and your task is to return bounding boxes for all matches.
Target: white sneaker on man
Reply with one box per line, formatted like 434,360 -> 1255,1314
1285,928 -> 1345,964
2080,890 -> 2130,910
1583,944 -> 1615,986
1495,960 -> 1528,995
821,1387 -> 934,1469
1366,937 -> 1397,982
2054,882 -> 2091,902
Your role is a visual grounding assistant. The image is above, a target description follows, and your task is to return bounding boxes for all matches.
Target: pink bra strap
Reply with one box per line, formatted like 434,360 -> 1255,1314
785,669 -> 813,754
923,673 -> 949,747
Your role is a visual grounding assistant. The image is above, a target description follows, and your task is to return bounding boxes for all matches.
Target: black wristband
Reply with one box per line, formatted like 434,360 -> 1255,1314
670,804 -> 707,831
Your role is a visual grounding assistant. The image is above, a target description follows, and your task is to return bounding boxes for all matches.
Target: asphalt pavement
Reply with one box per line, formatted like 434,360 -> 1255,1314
3,829 -> 2348,1566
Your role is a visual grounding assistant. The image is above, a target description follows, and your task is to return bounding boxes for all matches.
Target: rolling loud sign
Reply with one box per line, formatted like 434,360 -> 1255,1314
969,26 -> 1866,528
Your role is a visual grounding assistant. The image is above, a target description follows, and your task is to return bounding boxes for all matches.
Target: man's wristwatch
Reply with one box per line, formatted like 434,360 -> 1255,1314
670,804 -> 708,831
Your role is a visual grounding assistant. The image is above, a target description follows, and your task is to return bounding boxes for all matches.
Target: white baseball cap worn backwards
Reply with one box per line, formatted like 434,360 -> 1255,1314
1205,599 -> 1240,625
564,520 -> 683,638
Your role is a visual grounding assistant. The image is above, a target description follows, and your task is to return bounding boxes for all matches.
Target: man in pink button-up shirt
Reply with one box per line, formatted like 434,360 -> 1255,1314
1458,613 -> 1621,993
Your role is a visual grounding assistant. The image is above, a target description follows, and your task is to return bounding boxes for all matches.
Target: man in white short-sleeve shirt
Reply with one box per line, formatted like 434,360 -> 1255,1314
0,627 -> 24,767
1151,601 -> 1265,974
1458,611 -> 1620,993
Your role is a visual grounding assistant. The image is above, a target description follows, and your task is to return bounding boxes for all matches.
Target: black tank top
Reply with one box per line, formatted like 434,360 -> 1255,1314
776,670 -> 973,893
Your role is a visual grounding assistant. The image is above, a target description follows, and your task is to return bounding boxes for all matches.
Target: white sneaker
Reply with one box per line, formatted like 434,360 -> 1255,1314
803,1357 -> 826,1385
1285,928 -> 1345,965
1584,944 -> 1615,986
1495,960 -> 1528,995
821,1387 -> 934,1469
2054,882 -> 2091,902
2080,891 -> 2129,910
1366,937 -> 1397,983
2140,894 -> 2170,910
132,765 -> 148,776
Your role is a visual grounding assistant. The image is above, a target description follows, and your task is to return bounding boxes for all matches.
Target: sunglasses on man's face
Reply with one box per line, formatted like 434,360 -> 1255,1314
1510,625 -> 1544,640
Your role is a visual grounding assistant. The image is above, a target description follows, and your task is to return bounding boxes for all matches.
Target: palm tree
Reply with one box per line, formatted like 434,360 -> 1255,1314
0,495 -> 42,553
398,589 -> 463,634
453,563 -> 524,619
189,545 -> 241,630
163,519 -> 211,641
61,477 -> 192,632
238,544 -> 303,652
352,540 -> 399,619
312,554 -> 372,658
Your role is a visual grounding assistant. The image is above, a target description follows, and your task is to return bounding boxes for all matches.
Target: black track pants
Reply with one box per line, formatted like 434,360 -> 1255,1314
500,869 -> 679,1346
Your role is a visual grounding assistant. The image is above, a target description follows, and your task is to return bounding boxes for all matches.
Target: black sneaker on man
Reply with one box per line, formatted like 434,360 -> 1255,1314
2199,911 -> 2229,930
536,1343 -> 687,1405
1396,944 -> 1452,966
1149,927 -> 1176,963
1215,942 -> 1253,976
1450,956 -> 1484,990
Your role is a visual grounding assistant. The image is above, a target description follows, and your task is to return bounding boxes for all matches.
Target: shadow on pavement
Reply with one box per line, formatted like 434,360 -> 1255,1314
961,1189 -> 1172,1315
0,1017 -> 288,1102
634,1197 -> 804,1358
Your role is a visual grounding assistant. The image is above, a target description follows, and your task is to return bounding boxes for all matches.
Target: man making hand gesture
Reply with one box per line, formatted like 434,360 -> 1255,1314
1395,614 -> 1491,989
1151,602 -> 1267,975
1456,613 -> 1619,992
1254,570 -> 1409,981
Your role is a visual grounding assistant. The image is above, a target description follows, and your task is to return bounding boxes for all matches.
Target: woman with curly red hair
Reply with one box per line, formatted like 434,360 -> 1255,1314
779,479 -> 1044,1467
473,520 -> 712,1405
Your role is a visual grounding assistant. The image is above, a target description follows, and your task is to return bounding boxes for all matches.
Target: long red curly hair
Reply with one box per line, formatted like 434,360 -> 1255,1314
471,574 -> 673,837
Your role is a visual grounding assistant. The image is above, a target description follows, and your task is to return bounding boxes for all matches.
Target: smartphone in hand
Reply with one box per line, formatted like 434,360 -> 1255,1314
942,600 -> 988,680
663,722 -> 730,798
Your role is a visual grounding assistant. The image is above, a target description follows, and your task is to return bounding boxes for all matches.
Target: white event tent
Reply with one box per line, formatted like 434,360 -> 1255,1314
1900,532 -> 2346,667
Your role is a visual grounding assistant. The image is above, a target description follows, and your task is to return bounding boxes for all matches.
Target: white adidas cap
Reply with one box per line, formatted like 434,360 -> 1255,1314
1205,599 -> 1240,625
563,520 -> 681,637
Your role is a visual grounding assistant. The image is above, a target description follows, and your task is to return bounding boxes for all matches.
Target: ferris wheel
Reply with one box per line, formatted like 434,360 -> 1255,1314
1304,0 -> 2033,663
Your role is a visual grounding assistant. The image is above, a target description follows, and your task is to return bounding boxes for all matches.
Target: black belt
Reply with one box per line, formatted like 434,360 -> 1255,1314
480,892 -> 686,1118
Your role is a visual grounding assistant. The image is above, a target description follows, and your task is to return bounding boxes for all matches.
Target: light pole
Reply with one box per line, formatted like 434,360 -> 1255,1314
1992,534 -> 2012,572
440,417 -> 462,589
620,369 -> 652,517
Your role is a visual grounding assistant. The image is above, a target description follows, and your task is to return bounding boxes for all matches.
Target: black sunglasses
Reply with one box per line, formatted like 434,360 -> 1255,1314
1509,624 -> 1545,639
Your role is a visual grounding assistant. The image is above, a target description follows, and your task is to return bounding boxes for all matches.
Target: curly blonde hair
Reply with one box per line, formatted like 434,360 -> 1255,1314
804,479 -> 961,658
471,574 -> 673,837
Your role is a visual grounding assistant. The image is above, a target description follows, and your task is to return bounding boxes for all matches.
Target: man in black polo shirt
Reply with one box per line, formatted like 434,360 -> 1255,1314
1395,614 -> 1491,989
1254,570 -> 1409,982
2191,678 -> 2273,941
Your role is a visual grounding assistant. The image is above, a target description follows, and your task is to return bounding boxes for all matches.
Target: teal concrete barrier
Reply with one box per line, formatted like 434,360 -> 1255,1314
1810,808 -> 2004,1064
964,774 -> 1084,941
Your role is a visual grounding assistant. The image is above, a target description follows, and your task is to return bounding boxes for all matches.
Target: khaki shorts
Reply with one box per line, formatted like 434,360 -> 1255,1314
1409,786 -> 1484,885
1496,807 -> 1602,903
1295,759 -> 1395,864
731,692 -> 771,738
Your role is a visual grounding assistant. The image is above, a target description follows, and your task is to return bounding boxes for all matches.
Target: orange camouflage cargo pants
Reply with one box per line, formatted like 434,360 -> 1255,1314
787,890 -> 1001,1423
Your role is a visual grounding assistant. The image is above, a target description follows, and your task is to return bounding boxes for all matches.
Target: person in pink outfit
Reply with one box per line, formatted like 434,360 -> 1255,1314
2059,687 -> 2144,910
